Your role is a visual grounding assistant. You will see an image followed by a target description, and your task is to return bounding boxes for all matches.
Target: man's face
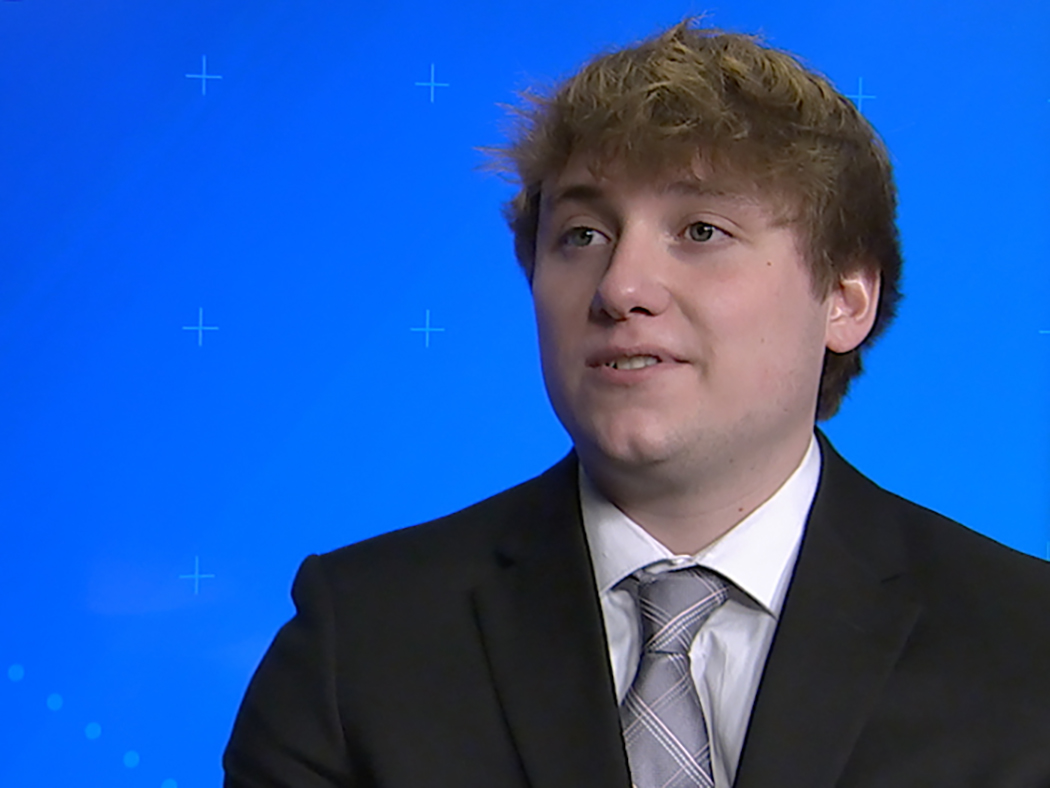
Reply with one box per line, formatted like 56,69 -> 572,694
532,155 -> 849,474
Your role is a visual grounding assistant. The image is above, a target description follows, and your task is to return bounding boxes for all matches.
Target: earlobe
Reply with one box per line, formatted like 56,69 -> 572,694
825,268 -> 881,353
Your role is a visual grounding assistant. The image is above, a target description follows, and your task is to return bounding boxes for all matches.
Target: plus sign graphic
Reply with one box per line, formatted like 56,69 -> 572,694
410,309 -> 446,348
845,77 -> 876,113
182,307 -> 219,347
185,55 -> 223,96
415,63 -> 450,103
179,556 -> 215,595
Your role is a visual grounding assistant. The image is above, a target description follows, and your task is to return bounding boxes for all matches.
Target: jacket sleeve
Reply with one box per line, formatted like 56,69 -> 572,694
223,554 -> 354,787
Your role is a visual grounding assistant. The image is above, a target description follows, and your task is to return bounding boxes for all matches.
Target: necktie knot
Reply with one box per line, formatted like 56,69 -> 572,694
631,566 -> 730,656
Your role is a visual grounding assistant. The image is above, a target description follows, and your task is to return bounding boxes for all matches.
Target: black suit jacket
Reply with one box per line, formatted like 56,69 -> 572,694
224,430 -> 1050,787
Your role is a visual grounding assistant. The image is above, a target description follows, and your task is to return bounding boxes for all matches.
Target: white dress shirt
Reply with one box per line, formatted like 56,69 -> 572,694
579,433 -> 822,788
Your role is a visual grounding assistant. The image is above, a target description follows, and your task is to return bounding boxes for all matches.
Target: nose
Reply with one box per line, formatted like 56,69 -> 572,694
590,223 -> 672,321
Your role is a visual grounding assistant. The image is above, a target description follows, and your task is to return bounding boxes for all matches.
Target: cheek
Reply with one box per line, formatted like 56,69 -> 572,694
532,268 -> 592,349
704,282 -> 784,345
532,290 -> 562,357
706,275 -> 824,374
531,288 -> 577,391
756,301 -> 830,395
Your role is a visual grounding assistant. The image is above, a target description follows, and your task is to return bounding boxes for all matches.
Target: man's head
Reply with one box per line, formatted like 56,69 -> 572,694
487,18 -> 902,425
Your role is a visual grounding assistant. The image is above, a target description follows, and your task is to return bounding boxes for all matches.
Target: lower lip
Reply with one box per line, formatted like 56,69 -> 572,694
588,361 -> 682,384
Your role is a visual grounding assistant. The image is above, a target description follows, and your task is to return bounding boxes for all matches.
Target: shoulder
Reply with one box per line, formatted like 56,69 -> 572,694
816,430 -> 1050,631
886,487 -> 1050,614
308,450 -> 578,590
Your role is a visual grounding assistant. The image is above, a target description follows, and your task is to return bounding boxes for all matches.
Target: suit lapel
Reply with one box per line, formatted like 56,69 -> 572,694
733,430 -> 923,788
470,433 -> 921,788
471,451 -> 632,788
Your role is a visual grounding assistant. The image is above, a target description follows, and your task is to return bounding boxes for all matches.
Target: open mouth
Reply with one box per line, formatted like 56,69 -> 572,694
604,355 -> 662,371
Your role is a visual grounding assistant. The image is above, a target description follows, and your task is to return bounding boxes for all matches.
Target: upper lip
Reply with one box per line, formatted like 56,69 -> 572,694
585,345 -> 685,367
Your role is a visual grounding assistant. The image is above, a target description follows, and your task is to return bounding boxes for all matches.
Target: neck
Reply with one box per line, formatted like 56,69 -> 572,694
579,429 -> 814,555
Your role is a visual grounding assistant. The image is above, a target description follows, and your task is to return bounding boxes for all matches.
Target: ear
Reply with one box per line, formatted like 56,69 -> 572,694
825,266 -> 880,353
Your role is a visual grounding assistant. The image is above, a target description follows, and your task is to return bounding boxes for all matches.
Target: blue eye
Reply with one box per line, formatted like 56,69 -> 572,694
560,227 -> 603,247
687,222 -> 716,242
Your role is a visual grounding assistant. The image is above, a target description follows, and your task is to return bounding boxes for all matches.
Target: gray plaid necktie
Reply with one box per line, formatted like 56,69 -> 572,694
619,565 -> 730,788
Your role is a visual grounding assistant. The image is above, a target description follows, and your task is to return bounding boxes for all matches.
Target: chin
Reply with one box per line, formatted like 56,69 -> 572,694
587,424 -> 680,468
555,398 -> 683,466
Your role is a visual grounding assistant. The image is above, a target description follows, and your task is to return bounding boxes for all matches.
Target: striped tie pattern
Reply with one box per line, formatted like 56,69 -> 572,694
619,566 -> 730,788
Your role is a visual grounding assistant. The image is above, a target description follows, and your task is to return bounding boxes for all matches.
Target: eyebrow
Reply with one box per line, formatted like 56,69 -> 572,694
543,178 -> 748,211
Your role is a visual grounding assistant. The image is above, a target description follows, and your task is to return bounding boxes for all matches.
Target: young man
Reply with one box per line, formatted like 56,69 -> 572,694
224,19 -> 1050,788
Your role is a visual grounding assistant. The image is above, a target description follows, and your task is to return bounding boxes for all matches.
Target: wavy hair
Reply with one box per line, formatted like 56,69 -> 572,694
481,17 -> 903,420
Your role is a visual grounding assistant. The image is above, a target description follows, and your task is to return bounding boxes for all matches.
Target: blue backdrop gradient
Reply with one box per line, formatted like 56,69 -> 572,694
2,1 -> 1048,785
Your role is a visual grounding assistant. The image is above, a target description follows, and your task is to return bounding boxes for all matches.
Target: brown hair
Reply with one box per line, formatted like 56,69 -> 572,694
481,17 -> 903,421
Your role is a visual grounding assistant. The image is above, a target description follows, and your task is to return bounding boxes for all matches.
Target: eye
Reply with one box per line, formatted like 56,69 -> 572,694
686,222 -> 720,242
559,226 -> 608,248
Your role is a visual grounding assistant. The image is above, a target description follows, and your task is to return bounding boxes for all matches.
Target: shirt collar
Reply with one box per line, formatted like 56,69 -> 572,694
580,433 -> 821,617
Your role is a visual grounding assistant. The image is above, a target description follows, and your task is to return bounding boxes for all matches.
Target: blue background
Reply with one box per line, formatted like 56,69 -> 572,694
2,1 -> 1048,784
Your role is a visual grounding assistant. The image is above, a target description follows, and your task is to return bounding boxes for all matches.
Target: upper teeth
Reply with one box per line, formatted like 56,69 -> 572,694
606,355 -> 660,370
